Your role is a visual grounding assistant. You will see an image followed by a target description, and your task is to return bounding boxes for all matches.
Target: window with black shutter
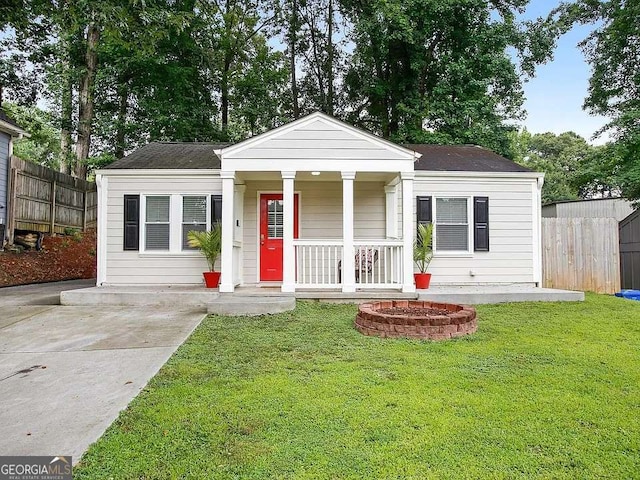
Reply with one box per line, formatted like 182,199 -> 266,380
474,196 -> 489,251
123,195 -> 140,251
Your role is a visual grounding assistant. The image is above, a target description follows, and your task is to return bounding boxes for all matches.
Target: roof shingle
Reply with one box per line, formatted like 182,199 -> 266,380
105,142 -> 229,169
406,144 -> 532,172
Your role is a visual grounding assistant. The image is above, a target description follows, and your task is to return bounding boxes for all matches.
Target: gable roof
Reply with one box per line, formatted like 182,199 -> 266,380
219,111 -> 420,160
407,144 -> 532,172
0,108 -> 28,137
105,142 -> 229,169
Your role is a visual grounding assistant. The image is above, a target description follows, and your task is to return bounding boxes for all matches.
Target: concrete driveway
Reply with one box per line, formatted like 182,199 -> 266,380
0,281 -> 205,463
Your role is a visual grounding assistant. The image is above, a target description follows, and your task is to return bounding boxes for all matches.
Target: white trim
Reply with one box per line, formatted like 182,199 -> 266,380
532,181 -> 543,286
401,176 -> 415,293
255,190 -> 301,284
282,173 -> 296,292
415,170 -> 544,180
96,174 -> 108,286
385,184 -> 398,239
219,112 -> 420,160
0,119 -> 28,137
342,172 -> 355,292
432,196 -> 474,256
180,194 -> 210,251
139,194 -> 172,253
220,175 -> 236,292
95,169 -> 220,177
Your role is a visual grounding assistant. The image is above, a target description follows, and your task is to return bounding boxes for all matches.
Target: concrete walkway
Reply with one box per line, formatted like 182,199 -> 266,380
0,281 -> 205,464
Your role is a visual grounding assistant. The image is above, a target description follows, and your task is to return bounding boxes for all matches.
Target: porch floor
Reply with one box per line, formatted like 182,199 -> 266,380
60,284 -> 584,313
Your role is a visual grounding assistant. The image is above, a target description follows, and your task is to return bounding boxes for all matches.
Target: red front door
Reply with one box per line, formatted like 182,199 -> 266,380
259,193 -> 299,281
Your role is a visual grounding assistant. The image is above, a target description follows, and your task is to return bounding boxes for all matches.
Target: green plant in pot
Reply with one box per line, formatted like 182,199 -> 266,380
187,222 -> 222,288
413,222 -> 434,289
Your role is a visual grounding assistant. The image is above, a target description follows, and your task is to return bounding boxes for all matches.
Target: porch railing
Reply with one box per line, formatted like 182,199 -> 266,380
354,241 -> 403,288
294,240 -> 343,288
293,239 -> 403,289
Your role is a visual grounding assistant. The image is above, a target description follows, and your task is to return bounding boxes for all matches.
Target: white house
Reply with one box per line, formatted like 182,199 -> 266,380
95,112 -> 544,294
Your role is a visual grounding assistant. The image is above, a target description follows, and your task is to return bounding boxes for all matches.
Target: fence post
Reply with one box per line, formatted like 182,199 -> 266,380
49,179 -> 57,234
7,165 -> 18,245
82,189 -> 88,231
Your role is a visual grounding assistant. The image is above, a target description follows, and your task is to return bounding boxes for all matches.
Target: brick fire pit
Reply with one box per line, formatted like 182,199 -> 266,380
355,300 -> 477,340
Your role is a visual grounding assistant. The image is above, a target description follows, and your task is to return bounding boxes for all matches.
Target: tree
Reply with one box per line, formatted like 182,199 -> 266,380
560,0 -> 640,203
340,0 -> 557,155
510,129 -> 621,204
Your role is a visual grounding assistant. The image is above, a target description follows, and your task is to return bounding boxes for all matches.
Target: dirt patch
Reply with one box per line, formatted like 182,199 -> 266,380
378,307 -> 451,317
0,231 -> 96,287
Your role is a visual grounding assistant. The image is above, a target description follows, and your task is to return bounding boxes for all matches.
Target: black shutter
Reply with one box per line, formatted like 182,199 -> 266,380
474,196 -> 489,252
416,196 -> 432,228
123,195 -> 140,251
211,194 -> 223,226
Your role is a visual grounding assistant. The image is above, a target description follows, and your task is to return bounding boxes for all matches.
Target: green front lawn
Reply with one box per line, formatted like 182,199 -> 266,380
75,295 -> 640,479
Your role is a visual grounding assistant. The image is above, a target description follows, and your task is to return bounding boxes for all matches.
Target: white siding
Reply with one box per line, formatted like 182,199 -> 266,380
414,176 -> 537,285
242,180 -> 386,283
225,119 -> 409,161
105,174 -> 221,285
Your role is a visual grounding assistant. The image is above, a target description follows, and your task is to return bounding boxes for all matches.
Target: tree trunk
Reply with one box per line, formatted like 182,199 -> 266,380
75,21 -> 100,179
326,0 -> 334,116
221,53 -> 231,133
60,68 -> 73,175
289,0 -> 300,118
115,83 -> 128,159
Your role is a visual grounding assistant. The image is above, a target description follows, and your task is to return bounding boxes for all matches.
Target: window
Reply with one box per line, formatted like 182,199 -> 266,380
182,196 -> 207,250
267,199 -> 284,238
435,198 -> 469,251
145,196 -> 170,250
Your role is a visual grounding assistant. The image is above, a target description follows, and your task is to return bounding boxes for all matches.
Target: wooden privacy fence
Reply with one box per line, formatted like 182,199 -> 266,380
542,217 -> 620,294
6,156 -> 97,243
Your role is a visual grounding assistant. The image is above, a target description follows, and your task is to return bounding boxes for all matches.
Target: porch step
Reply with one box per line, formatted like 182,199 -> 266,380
60,286 -> 219,310
207,295 -> 296,316
294,290 -> 419,304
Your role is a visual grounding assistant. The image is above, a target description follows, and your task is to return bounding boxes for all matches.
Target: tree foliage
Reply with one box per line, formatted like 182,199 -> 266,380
1,0 -> 567,177
556,0 -> 640,203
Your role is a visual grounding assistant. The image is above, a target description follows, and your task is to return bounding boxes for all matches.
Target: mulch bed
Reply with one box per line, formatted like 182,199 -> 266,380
377,307 -> 452,317
0,230 -> 96,287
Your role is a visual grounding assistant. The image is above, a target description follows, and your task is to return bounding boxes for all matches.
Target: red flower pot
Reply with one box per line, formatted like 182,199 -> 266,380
203,271 -> 221,288
414,273 -> 432,289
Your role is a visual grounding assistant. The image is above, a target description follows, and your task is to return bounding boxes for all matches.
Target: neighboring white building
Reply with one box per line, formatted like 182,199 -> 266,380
542,198 -> 634,222
95,112 -> 544,293
0,109 -> 28,245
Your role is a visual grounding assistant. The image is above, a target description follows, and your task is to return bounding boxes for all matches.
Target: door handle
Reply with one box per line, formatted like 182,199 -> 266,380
260,234 -> 265,245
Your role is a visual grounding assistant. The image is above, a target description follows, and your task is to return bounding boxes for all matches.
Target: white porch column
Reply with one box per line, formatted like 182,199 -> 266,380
401,172 -> 416,293
342,171 -> 356,292
282,171 -> 296,293
220,171 -> 236,293
385,183 -> 398,239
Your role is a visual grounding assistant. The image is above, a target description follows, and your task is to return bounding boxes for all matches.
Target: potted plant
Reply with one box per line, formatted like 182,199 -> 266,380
413,222 -> 434,289
187,222 -> 222,288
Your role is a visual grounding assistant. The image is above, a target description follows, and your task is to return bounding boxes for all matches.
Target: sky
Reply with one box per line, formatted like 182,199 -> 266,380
517,0 -> 610,144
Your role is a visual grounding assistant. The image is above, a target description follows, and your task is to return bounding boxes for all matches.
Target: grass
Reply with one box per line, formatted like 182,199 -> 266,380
75,294 -> 640,479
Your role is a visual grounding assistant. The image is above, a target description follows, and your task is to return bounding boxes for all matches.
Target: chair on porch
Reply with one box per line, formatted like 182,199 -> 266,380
338,248 -> 379,283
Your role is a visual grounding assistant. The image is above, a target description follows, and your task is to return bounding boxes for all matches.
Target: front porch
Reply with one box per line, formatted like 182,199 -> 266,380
221,171 -> 417,294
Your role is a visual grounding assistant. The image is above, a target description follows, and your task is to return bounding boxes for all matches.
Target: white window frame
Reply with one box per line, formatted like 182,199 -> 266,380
141,194 -> 171,252
433,196 -> 474,256
139,194 -> 213,256
181,195 -> 211,251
